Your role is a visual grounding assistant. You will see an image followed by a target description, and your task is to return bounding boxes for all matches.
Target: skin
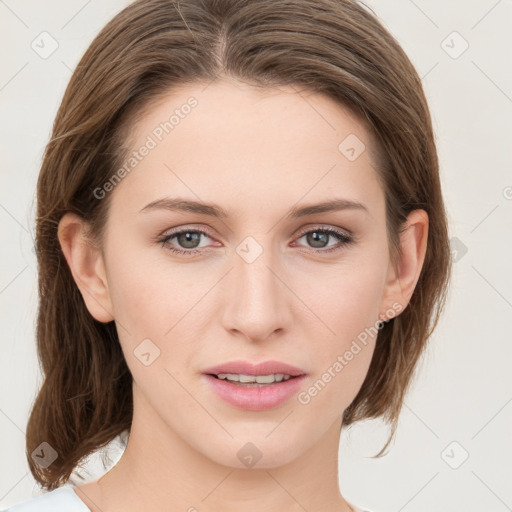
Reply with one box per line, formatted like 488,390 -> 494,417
58,78 -> 428,512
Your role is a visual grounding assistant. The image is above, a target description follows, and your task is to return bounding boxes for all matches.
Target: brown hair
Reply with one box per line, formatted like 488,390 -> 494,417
28,0 -> 451,490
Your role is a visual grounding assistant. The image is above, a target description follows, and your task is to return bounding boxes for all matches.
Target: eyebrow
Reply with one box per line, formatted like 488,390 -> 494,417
139,197 -> 368,219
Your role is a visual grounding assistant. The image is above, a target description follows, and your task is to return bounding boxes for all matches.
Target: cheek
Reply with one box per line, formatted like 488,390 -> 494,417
103,239 -> 210,379
108,265 -> 162,333
306,256 -> 387,344
104,254 -> 188,397
297,257 -> 387,413
335,271 -> 383,338
105,231 -> 183,330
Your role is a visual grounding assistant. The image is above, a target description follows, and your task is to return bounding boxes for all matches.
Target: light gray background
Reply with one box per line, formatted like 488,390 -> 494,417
1,1 -> 511,511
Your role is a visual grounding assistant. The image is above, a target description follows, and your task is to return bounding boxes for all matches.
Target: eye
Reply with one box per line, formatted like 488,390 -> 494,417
158,228 -> 214,256
292,226 -> 353,253
157,225 -> 354,257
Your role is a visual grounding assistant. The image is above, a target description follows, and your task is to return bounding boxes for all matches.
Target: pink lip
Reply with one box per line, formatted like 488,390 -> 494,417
203,374 -> 308,411
201,360 -> 308,411
202,360 -> 307,377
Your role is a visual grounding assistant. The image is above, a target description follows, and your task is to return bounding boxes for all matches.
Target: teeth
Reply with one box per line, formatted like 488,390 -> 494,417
217,373 -> 291,383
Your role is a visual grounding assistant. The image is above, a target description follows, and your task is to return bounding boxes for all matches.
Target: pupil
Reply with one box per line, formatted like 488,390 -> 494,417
308,231 -> 328,248
178,232 -> 200,248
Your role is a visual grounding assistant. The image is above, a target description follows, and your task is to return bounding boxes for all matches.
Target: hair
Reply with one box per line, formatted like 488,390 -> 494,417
27,0 -> 451,491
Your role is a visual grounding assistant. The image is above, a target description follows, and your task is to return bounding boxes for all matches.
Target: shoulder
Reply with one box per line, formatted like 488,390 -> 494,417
2,489 -> 374,512
349,503 -> 376,512
1,486 -> 90,512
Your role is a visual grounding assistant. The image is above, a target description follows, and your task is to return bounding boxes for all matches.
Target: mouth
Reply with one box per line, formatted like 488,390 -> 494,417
201,359 -> 307,379
206,373 -> 302,387
203,373 -> 307,410
201,360 -> 308,411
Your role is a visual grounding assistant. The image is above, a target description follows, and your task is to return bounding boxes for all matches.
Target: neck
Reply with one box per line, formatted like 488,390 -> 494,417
76,384 -> 353,512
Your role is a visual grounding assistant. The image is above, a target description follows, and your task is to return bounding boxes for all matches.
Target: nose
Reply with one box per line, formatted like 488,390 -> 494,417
221,240 -> 293,343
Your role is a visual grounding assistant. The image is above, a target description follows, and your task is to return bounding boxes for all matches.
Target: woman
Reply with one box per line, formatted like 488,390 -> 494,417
4,0 -> 451,510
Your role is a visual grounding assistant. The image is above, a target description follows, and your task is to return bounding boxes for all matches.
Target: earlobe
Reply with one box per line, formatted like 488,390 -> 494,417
380,209 -> 429,319
57,212 -> 114,323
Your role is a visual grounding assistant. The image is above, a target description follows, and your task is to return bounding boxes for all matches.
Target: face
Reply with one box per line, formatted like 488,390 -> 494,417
81,79 -> 402,468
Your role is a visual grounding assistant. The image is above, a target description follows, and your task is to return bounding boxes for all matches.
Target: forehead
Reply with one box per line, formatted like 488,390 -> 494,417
111,79 -> 384,220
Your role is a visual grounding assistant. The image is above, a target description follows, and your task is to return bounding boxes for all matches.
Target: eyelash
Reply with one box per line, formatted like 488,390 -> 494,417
157,225 -> 354,257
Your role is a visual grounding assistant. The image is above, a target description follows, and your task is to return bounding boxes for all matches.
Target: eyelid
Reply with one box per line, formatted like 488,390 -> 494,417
156,223 -> 356,258
158,224 -> 216,240
295,223 -> 353,239
159,223 -> 352,240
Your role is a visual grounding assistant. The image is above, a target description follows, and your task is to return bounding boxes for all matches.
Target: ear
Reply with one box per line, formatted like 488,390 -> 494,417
379,209 -> 429,319
57,212 -> 114,323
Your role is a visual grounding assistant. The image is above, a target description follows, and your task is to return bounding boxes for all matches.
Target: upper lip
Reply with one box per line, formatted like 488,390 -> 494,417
202,360 -> 307,377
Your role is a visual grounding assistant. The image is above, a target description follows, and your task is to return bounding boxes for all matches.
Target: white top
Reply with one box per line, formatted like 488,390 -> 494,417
1,486 -> 373,512
1,487 -> 90,511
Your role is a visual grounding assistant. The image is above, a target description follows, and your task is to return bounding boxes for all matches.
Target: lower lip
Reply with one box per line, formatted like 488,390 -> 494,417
203,374 -> 308,411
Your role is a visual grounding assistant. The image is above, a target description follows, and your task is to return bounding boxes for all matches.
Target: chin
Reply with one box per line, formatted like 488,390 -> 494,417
197,431 -> 306,470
